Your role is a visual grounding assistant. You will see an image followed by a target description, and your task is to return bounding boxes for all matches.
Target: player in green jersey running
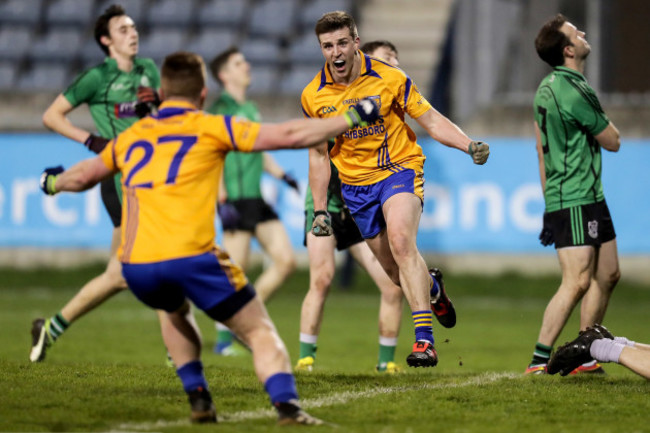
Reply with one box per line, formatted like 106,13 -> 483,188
207,47 -> 300,356
525,14 -> 621,376
30,5 -> 163,362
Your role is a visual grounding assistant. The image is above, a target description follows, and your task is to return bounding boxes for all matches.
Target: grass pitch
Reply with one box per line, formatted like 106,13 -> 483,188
1,264 -> 649,432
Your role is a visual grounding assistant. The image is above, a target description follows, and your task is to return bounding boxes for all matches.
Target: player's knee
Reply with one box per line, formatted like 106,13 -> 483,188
310,270 -> 334,296
381,285 -> 403,306
277,254 -> 296,276
604,268 -> 621,290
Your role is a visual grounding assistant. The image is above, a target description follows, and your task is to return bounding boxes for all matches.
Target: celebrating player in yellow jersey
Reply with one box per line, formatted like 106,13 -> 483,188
302,11 -> 490,368
39,51 -> 379,425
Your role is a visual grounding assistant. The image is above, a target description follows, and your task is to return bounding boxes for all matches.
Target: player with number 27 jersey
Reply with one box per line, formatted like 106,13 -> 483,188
99,100 -> 260,264
301,52 -> 431,186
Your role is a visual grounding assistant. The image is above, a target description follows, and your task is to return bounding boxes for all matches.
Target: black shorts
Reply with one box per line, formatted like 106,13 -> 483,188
547,200 -> 616,249
100,175 -> 122,228
304,207 -> 364,251
222,198 -> 278,232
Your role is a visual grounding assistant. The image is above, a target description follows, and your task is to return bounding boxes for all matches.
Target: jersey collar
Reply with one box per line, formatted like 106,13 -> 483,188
553,66 -> 586,81
319,50 -> 379,90
153,100 -> 198,119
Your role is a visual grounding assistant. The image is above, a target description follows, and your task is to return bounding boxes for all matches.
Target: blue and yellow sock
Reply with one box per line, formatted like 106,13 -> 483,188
412,310 -> 434,344
429,273 -> 440,300
265,372 -> 298,405
176,360 -> 208,393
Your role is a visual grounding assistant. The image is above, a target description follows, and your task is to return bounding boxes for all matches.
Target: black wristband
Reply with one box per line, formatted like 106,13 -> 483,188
314,210 -> 330,218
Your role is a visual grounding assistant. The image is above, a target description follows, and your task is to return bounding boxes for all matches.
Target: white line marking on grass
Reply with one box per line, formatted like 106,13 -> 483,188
112,371 -> 517,431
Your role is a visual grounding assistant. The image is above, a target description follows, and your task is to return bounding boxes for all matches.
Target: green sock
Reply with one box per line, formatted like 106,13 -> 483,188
299,341 -> 317,359
377,337 -> 398,371
217,328 -> 233,345
530,342 -> 552,366
48,313 -> 69,341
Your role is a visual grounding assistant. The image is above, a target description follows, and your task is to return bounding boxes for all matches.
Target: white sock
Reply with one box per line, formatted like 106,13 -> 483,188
379,336 -> 398,347
300,333 -> 318,344
590,338 -> 625,363
614,336 -> 636,347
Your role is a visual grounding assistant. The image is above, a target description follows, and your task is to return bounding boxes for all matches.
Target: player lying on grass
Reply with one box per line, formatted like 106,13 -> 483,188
38,51 -> 379,425
548,324 -> 650,379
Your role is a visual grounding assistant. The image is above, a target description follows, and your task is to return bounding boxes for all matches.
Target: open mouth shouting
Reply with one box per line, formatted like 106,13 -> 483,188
332,59 -> 346,73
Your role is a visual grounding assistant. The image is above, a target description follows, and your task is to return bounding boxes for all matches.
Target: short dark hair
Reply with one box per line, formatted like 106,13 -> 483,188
314,11 -> 358,40
360,40 -> 398,56
209,46 -> 240,86
535,14 -> 572,67
161,52 -> 206,100
94,4 -> 128,55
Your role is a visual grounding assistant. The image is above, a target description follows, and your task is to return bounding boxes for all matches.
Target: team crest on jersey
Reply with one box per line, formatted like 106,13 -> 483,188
587,220 -> 598,239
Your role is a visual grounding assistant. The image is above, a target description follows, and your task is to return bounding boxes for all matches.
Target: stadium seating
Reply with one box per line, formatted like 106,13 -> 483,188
146,0 -> 196,28
16,62 -> 69,91
197,0 -> 248,28
186,29 -> 238,63
298,0 -> 352,30
240,38 -> 284,66
287,30 -> 324,65
0,0 -> 43,25
94,0 -> 147,23
29,28 -> 83,63
0,62 -> 18,88
279,65 -> 319,95
247,65 -> 278,96
0,0 -> 356,96
137,28 -> 188,66
248,0 -> 299,39
45,0 -> 94,27
0,26 -> 33,62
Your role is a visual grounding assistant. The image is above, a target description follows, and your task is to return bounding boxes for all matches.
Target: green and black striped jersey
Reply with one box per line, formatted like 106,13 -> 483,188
533,66 -> 610,212
63,57 -> 160,139
207,91 -> 264,200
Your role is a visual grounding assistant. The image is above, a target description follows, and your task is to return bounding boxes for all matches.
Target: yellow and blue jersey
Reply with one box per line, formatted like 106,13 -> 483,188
99,100 -> 260,265
301,51 -> 432,186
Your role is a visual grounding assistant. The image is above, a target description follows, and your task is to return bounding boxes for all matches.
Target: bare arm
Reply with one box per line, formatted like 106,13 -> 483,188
54,157 -> 115,193
252,116 -> 350,152
534,121 -> 546,192
42,94 -> 92,144
595,122 -> 620,152
263,153 -> 286,179
414,107 -> 472,152
308,144 -> 330,212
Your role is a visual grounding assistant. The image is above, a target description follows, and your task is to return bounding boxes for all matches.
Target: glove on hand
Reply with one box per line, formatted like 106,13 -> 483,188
343,98 -> 380,128
311,210 -> 333,236
135,86 -> 161,118
84,134 -> 110,154
468,141 -> 490,165
282,173 -> 300,192
40,165 -> 65,195
538,212 -> 554,247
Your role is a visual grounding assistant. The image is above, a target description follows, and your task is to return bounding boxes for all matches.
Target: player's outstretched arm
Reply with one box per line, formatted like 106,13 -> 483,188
40,157 -> 114,195
415,107 -> 490,164
253,99 -> 379,152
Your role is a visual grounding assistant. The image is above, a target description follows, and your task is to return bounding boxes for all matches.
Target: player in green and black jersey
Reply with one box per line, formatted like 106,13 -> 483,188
31,5 -> 161,363
525,14 -> 621,375
207,47 -> 300,355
